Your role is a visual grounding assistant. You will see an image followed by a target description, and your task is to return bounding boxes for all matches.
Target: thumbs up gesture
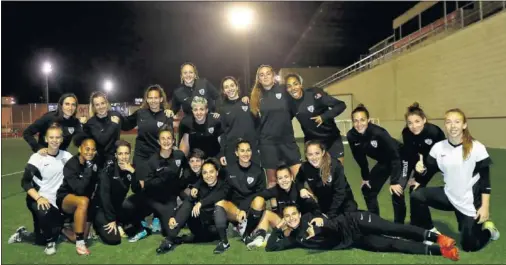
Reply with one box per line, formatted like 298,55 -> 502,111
415,154 -> 426,174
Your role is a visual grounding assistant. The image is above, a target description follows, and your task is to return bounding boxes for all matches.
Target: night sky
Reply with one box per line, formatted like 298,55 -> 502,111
2,1 -> 412,104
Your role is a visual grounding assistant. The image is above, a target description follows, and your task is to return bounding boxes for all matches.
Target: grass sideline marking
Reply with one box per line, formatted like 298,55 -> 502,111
2,171 -> 23,177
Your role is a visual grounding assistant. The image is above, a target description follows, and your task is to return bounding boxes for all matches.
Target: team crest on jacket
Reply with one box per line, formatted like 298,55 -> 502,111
327,175 -> 332,182
199,89 -> 205,95
93,164 -> 98,172
314,93 -> 322,99
175,159 -> 181,167
247,176 -> 254,184
307,105 -> 314,113
275,93 -> 282,99
157,121 -> 164,128
126,174 -> 132,181
242,106 -> 248,112
208,127 -> 214,134
425,138 -> 433,145
370,140 -> 378,148
68,127 -> 75,134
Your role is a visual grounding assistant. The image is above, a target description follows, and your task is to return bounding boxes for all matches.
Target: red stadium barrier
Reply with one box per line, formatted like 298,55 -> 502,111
394,11 -> 457,49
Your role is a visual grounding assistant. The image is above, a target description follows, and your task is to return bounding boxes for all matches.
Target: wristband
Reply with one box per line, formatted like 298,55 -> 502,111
36,196 -> 43,201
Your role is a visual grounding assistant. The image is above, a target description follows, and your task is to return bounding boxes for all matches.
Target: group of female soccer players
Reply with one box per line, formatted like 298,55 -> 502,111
8,63 -> 499,261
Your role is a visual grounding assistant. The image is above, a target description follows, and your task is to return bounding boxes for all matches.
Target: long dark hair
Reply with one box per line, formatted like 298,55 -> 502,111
55,93 -> 78,118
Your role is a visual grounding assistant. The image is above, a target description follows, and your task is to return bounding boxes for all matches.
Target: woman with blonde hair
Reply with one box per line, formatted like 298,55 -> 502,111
249,65 -> 301,194
178,96 -> 223,159
411,108 -> 500,252
168,62 -> 220,117
74,92 -> 123,168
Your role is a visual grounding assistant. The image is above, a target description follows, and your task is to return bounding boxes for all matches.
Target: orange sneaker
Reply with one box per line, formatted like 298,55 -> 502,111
437,234 -> 456,249
441,245 -> 460,261
76,242 -> 90,256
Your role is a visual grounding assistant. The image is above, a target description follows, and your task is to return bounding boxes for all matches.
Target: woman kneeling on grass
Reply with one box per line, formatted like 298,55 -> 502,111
9,124 -> 73,255
56,138 -> 99,255
92,139 -> 136,245
265,205 -> 460,261
410,108 -> 500,252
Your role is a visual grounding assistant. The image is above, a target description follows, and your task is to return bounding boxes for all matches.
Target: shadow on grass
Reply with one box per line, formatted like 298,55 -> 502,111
433,220 -> 460,243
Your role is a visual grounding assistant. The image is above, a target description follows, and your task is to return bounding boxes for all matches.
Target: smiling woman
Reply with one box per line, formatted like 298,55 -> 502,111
178,96 -> 223,159
23,93 -> 83,154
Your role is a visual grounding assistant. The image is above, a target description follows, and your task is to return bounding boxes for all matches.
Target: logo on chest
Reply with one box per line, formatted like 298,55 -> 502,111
425,138 -> 433,145
307,105 -> 314,113
157,121 -> 164,128
126,174 -> 132,181
175,159 -> 181,167
242,106 -> 248,112
67,127 -> 75,134
208,127 -> 214,134
370,140 -> 378,148
247,176 -> 254,185
275,93 -> 282,99
199,89 -> 205,95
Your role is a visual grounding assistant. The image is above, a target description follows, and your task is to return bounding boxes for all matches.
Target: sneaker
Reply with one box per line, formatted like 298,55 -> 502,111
213,241 -> 230,254
156,238 -> 176,255
44,242 -> 57,256
76,241 -> 90,255
246,235 -> 265,250
118,226 -> 128,238
151,218 -> 161,233
424,227 -> 441,246
8,226 -> 27,244
128,229 -> 148,243
441,245 -> 460,261
483,220 -> 500,240
87,229 -> 98,241
437,234 -> 456,249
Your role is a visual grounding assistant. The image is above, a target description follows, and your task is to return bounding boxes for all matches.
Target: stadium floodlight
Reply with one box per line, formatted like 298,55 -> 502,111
104,79 -> 113,93
228,7 -> 254,30
42,62 -> 52,75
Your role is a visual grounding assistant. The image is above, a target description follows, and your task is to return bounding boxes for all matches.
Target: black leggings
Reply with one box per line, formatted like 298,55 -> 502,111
122,193 -> 177,237
167,200 -> 219,242
26,196 -> 63,244
351,211 -> 437,255
360,162 -> 406,223
93,207 -> 127,245
410,186 -> 491,252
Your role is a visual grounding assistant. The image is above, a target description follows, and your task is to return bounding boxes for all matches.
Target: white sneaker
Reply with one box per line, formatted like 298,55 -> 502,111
246,235 -> 265,250
8,226 -> 27,244
44,242 -> 56,255
423,227 -> 441,245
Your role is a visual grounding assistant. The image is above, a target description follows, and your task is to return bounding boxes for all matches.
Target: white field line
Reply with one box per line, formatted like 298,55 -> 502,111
1,170 -> 24,177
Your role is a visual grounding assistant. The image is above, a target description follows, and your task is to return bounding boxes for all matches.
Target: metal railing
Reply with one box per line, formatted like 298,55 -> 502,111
315,1 -> 506,89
